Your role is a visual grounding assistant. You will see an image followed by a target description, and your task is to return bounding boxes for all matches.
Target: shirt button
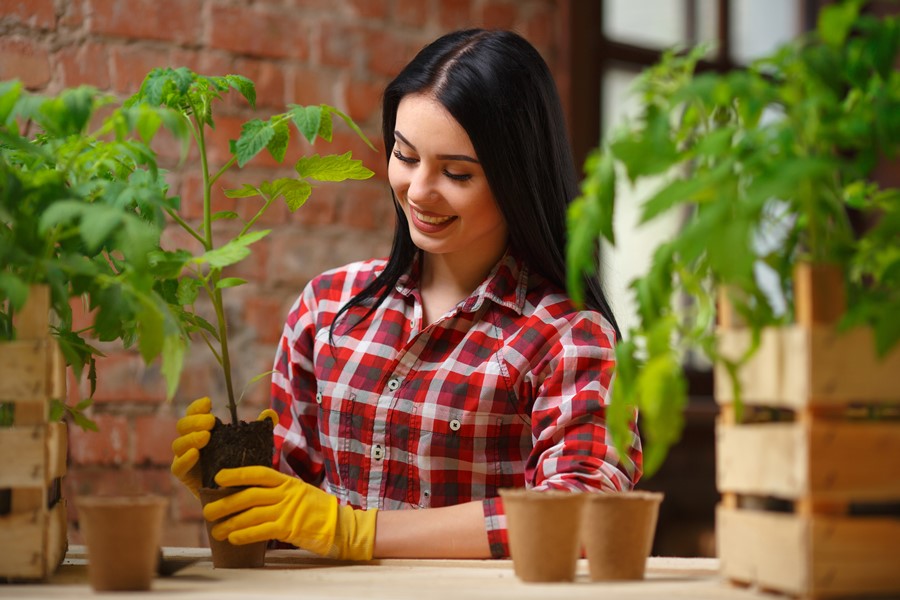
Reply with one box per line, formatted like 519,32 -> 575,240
387,378 -> 401,391
372,444 -> 384,461
315,392 -> 322,404
449,418 -> 461,432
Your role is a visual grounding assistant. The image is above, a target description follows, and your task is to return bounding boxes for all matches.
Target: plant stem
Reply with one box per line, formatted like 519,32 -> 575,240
192,102 -> 238,424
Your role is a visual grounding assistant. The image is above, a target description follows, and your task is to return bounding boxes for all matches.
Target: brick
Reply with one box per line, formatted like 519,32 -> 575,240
82,351 -> 167,404
68,413 -> 130,466
0,37 -> 51,90
347,0 -> 388,20
393,1 -> 429,28
439,0 -> 474,30
209,4 -> 310,60
365,29 -> 420,79
344,76 -> 385,124
161,519 -> 207,547
290,65 -> 340,109
242,294 -> 286,345
319,21 -> 366,70
109,44 -> 170,95
135,413 -> 178,466
290,185 -> 339,226
233,57 -> 286,109
521,2 -> 557,51
88,0 -> 202,44
57,42 -> 111,89
59,0 -> 86,29
170,49 -> 235,81
480,1 -> 519,29
338,179 -> 394,231
0,0 -> 56,29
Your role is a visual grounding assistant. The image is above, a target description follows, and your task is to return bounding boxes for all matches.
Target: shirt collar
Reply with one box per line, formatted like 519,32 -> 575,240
395,250 -> 528,315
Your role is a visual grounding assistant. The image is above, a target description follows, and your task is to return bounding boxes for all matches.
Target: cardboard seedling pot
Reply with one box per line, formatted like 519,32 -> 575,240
581,491 -> 663,581
76,495 -> 167,591
499,489 -> 586,582
199,487 -> 267,568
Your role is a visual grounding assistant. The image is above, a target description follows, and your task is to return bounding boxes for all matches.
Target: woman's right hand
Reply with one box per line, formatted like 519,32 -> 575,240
171,397 -> 216,498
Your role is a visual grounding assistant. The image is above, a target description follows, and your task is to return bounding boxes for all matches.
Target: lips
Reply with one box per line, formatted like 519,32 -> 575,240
409,207 -> 457,233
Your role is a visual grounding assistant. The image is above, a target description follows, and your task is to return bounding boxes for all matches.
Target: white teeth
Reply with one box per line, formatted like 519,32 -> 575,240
414,210 -> 453,225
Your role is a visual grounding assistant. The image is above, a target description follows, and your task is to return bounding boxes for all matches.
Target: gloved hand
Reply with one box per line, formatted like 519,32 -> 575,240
171,397 -> 278,498
202,465 -> 377,561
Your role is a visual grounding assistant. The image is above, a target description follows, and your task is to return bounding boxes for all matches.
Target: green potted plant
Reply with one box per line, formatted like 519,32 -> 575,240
0,80 -> 187,580
567,1 -> 900,595
567,0 -> 900,475
125,68 -> 375,564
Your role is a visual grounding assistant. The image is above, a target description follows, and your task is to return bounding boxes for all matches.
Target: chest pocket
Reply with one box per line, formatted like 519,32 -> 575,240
314,382 -> 358,503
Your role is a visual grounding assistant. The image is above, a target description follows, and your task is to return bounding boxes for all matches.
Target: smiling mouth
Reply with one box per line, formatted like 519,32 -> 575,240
413,209 -> 455,225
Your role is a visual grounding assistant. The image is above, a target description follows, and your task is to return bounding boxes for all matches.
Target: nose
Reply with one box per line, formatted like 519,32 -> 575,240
406,168 -> 437,204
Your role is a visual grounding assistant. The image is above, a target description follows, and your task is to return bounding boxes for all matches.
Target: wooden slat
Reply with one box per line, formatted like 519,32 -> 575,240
717,421 -> 900,501
15,286 -> 51,341
0,422 -> 65,488
793,262 -> 846,328
717,504 -> 900,598
716,326 -> 900,407
0,501 -> 67,580
0,340 -> 55,403
717,505 -> 808,595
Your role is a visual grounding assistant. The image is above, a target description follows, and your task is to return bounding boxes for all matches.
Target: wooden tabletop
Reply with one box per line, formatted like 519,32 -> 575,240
4,546 -> 767,599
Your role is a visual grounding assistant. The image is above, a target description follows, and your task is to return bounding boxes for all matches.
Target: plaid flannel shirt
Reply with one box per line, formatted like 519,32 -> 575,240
271,252 -> 642,558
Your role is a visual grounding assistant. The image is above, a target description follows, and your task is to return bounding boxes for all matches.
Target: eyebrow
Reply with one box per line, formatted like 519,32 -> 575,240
394,130 -> 480,164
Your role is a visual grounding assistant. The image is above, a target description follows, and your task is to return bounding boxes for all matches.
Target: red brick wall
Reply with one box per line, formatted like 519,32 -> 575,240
2,0 -> 572,546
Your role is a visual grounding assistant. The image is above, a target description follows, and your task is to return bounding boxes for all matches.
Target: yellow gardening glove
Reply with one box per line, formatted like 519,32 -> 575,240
202,465 -> 377,561
171,398 -> 279,498
171,397 -> 216,498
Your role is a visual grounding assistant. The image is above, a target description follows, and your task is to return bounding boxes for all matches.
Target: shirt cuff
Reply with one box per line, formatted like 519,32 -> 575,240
482,496 -> 508,558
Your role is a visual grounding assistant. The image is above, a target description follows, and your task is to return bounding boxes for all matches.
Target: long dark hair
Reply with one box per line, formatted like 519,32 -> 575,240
331,29 -> 620,340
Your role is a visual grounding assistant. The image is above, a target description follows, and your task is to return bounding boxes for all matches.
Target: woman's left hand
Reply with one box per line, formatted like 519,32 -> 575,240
202,466 -> 377,560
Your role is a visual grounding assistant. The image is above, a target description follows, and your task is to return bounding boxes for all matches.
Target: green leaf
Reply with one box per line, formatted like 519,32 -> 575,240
161,333 -> 186,401
212,210 -> 239,221
0,273 -> 29,311
216,277 -> 247,289
176,278 -> 200,305
199,230 -> 270,269
267,119 -> 290,163
322,105 -> 377,151
294,152 -> 374,182
224,74 -> 256,108
224,184 -> 261,199
277,179 -> 313,211
290,105 -> 323,144
0,80 -> 23,125
818,0 -> 863,47
234,119 -> 275,167
80,205 -> 123,253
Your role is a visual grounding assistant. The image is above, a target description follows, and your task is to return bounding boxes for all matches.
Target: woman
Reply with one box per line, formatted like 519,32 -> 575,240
172,29 -> 642,560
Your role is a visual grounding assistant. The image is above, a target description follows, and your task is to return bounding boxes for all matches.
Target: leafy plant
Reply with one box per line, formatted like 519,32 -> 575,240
567,0 -> 900,476
127,67 -> 375,424
0,81 -> 190,409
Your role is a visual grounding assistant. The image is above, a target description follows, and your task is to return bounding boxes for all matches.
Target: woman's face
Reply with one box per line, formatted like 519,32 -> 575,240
388,93 -> 508,267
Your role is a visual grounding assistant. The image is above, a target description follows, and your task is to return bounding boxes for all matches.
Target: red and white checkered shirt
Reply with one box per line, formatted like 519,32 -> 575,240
271,252 -> 642,558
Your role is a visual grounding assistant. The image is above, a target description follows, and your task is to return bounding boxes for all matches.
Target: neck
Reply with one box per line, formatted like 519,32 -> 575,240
418,245 -> 507,324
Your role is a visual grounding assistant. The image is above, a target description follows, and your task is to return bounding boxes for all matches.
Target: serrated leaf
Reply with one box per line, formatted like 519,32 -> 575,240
224,184 -> 261,199
176,277 -> 200,305
294,152 -> 374,182
0,273 -> 30,311
212,210 -> 239,221
235,119 -> 275,167
267,119 -> 290,163
274,178 -> 313,211
225,74 -> 256,108
80,205 -> 123,253
289,105 -> 323,143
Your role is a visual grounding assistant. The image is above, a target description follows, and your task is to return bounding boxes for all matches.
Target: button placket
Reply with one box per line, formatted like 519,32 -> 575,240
371,443 -> 385,461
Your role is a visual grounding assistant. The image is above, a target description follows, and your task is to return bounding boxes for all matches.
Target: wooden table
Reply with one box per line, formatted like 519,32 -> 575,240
4,546 -> 768,599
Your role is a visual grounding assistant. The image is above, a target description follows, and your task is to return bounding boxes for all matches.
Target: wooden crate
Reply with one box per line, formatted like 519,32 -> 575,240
714,323 -> 900,599
0,286 -> 69,581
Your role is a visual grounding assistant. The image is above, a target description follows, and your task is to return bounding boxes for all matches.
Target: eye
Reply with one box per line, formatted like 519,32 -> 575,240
443,170 -> 472,182
392,149 -> 417,164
